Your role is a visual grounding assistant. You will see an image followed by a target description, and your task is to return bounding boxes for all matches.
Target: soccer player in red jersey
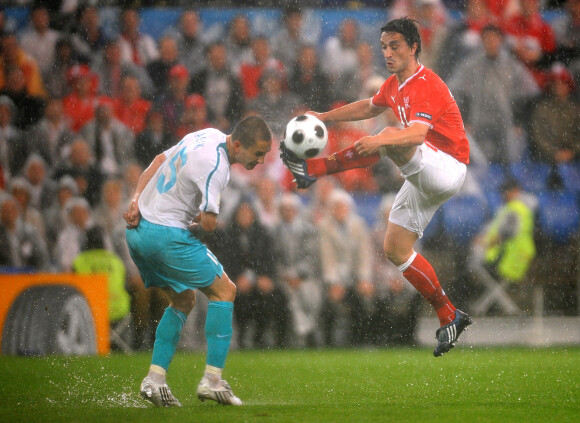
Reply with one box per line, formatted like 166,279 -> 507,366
281,17 -> 472,356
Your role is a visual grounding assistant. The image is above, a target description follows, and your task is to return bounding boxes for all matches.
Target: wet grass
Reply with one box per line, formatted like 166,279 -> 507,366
1,347 -> 578,423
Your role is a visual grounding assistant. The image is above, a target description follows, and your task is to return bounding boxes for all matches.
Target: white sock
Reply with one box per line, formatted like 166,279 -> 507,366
203,364 -> 222,386
148,365 -> 166,385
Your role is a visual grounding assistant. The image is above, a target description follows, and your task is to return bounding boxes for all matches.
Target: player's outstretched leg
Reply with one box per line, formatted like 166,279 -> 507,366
433,309 -> 473,357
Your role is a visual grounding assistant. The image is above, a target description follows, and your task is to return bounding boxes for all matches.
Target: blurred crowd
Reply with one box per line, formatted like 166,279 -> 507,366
0,0 -> 578,349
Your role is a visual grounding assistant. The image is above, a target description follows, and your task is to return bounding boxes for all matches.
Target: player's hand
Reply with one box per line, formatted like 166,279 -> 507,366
123,198 -> 141,229
305,111 -> 324,121
354,135 -> 382,156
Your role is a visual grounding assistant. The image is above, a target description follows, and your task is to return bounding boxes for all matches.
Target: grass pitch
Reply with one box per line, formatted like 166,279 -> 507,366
1,347 -> 578,423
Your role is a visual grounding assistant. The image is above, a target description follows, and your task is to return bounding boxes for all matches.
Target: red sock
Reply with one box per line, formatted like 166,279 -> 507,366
307,146 -> 381,178
402,253 -> 456,326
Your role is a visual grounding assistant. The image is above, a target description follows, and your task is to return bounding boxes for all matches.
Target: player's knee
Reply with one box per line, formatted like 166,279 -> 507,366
222,277 -> 237,302
383,239 -> 406,266
171,290 -> 196,315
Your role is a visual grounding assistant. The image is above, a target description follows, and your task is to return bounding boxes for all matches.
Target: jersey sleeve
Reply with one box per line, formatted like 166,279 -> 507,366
408,76 -> 448,128
193,150 -> 229,215
370,79 -> 391,108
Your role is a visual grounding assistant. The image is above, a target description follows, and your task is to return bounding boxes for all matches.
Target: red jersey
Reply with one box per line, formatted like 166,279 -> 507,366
371,65 -> 470,164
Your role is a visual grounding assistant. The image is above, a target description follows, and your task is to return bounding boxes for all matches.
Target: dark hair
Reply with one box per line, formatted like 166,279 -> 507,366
481,24 -> 503,37
231,116 -> 272,148
380,18 -> 421,59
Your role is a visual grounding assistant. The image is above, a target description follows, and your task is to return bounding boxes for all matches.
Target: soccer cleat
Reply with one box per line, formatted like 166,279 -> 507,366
280,141 -> 317,189
433,309 -> 473,357
140,376 -> 182,407
197,377 -> 243,406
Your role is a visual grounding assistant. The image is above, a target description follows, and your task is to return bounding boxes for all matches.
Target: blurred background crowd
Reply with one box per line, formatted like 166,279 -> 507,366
0,0 -> 578,351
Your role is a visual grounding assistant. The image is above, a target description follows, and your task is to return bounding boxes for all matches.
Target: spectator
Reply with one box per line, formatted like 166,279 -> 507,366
175,94 -> 211,139
93,176 -> 125,241
43,37 -> 81,99
73,225 -> 131,327
146,36 -> 180,97
118,7 -> 159,67
318,189 -> 374,346
0,32 -> 46,98
449,24 -> 540,164
289,44 -> 333,112
252,176 -> 280,233
0,66 -> 45,131
239,36 -> 286,100
164,9 -> 206,76
112,75 -> 152,135
552,0 -> 580,77
43,175 -> 77,251
155,64 -> 189,137
21,153 -> 55,210
0,95 -> 23,181
91,37 -> 153,100
247,67 -> 301,138
503,0 -> 557,90
413,0 -> 450,74
321,19 -> 360,86
70,5 -> 107,63
371,194 -> 422,345
470,178 -> 537,311
225,14 -> 253,75
25,98 -> 75,168
62,64 -> 100,132
530,63 -> 580,164
216,199 -> 288,349
271,3 -> 311,72
134,110 -> 173,168
52,137 -> 103,206
437,0 -> 492,82
0,193 -> 49,271
273,192 -> 322,347
80,99 -> 135,177
189,42 -> 245,132
9,177 -> 46,244
55,196 -> 94,272
19,4 -> 61,75
334,41 -> 385,103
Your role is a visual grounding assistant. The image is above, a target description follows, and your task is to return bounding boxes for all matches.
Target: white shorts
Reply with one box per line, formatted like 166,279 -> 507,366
389,143 -> 467,238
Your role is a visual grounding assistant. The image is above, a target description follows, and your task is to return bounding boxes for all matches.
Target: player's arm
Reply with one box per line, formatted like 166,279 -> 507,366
123,153 -> 166,228
188,211 -> 218,238
309,98 -> 385,123
354,122 -> 429,156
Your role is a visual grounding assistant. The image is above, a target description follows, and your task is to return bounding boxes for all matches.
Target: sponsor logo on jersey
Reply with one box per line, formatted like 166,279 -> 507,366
415,112 -> 432,120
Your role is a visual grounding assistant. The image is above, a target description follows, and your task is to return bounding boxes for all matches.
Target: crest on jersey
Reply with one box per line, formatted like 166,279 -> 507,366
404,97 -> 410,109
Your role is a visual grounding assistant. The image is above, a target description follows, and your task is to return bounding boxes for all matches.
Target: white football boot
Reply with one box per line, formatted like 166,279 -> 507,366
196,377 -> 242,406
140,376 -> 182,407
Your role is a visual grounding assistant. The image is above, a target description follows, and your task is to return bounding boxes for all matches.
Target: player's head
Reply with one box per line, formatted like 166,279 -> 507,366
230,115 -> 273,170
380,18 -> 421,60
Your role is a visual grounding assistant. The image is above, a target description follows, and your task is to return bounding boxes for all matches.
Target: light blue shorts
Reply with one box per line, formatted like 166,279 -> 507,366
125,219 -> 223,293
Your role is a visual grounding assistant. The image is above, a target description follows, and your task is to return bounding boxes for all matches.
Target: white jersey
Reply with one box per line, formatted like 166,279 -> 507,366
139,128 -> 230,229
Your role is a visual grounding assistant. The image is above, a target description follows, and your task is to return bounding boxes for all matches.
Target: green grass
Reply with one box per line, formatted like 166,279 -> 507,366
1,347 -> 579,423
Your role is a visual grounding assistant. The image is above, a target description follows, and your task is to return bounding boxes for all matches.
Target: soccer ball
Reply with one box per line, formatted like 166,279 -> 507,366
283,114 -> 328,159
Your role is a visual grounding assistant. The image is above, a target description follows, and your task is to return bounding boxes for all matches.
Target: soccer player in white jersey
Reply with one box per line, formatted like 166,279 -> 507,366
124,116 -> 272,407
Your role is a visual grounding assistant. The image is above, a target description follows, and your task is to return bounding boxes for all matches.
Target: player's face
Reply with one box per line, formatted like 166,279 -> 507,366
380,32 -> 416,76
237,139 -> 271,170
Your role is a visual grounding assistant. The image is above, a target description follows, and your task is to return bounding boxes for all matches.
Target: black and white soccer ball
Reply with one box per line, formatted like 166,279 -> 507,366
283,114 -> 328,159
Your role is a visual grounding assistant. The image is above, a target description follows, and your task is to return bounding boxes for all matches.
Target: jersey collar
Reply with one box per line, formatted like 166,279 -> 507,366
398,64 -> 424,92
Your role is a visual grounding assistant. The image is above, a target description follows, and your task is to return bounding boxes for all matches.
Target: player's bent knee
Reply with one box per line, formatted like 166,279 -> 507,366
171,289 -> 196,315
